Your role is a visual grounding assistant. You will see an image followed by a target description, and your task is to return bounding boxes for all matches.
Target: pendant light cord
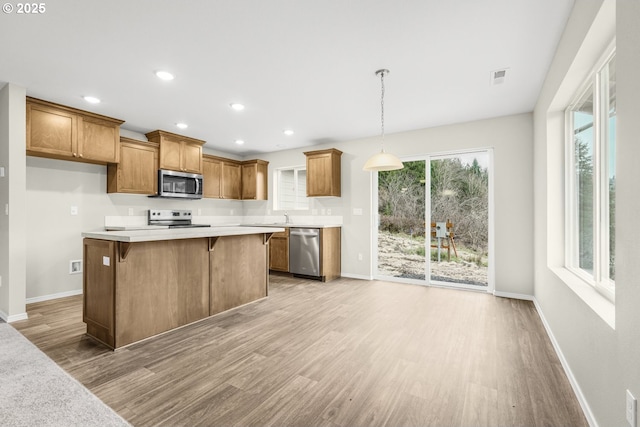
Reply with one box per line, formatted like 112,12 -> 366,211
380,70 -> 385,148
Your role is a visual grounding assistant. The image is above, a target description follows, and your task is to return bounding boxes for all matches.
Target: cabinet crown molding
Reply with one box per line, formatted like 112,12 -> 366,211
303,148 -> 343,156
145,130 -> 206,146
26,96 -> 125,125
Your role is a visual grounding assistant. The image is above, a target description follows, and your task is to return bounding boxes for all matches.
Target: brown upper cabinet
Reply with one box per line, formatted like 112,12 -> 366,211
202,155 -> 223,199
203,156 -> 268,200
107,137 -> 159,195
304,148 -> 342,197
145,130 -> 204,174
221,160 -> 241,200
241,159 -> 269,200
203,155 -> 241,199
26,97 -> 124,165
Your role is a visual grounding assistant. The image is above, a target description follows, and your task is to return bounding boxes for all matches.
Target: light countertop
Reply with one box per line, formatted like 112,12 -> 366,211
242,223 -> 341,229
82,226 -> 285,243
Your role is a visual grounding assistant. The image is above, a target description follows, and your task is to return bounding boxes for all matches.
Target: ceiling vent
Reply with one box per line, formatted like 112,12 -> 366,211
490,68 -> 509,85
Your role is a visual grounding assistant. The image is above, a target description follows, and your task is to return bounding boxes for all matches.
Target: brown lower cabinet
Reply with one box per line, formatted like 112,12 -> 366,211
83,234 -> 269,349
269,229 -> 289,272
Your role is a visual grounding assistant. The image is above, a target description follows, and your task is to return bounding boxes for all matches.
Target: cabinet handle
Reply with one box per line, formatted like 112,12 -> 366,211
79,154 -> 83,158
73,153 -> 77,157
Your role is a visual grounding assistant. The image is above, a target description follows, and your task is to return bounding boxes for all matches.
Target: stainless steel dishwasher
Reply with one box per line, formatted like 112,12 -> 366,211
289,228 -> 320,278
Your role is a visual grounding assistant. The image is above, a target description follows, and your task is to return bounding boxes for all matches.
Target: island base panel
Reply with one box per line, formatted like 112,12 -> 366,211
210,234 -> 268,315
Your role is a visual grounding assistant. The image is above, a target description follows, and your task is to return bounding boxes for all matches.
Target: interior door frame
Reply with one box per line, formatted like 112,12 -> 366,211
371,148 -> 495,294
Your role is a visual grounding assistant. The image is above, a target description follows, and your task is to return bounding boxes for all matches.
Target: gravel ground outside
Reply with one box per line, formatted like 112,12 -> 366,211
377,231 -> 488,287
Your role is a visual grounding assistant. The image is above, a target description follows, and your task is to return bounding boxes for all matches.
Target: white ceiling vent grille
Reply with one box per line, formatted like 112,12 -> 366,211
490,68 -> 509,85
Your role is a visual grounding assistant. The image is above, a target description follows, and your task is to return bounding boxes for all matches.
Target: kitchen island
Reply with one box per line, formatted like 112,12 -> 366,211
82,226 -> 283,349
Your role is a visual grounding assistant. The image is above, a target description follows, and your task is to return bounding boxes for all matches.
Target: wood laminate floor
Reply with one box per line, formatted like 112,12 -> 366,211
12,276 -> 588,427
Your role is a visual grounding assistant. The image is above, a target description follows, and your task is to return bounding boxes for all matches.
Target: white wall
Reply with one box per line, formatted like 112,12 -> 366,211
0,83 -> 27,320
533,0 -> 640,425
247,112 -> 534,293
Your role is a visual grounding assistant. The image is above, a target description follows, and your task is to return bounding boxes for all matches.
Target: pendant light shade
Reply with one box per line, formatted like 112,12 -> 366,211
363,149 -> 404,171
363,69 -> 404,172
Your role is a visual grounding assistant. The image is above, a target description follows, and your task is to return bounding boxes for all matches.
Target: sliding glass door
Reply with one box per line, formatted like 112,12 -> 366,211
375,150 -> 492,291
377,160 -> 427,280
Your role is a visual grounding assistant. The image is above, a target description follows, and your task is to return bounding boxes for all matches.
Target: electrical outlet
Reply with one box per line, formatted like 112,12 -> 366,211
627,390 -> 637,427
230,209 -> 235,215
197,208 -> 202,216
0,166 -> 5,177
128,208 -> 134,216
69,260 -> 82,274
353,208 -> 363,215
358,253 -> 363,261
327,209 -> 332,215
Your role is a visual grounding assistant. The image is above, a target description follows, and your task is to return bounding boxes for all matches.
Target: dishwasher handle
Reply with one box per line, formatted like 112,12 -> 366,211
289,228 -> 320,237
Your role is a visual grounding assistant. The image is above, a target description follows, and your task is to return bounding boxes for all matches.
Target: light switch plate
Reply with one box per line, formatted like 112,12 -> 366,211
0,166 -> 5,177
103,256 -> 110,267
70,206 -> 78,215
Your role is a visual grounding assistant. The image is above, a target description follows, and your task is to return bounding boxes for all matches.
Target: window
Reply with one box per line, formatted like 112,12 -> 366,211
274,166 -> 309,211
566,47 -> 616,301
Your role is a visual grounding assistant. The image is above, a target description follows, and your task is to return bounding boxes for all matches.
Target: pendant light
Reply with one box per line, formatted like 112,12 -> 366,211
363,69 -> 404,171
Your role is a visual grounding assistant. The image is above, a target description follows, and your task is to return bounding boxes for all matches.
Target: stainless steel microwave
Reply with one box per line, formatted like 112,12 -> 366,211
155,169 -> 203,199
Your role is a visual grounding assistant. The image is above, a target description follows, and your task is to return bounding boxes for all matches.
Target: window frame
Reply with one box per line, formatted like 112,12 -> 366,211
564,42 -> 616,303
273,165 -> 309,211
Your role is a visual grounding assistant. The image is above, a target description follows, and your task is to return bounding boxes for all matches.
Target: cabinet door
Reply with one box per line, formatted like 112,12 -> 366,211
269,236 -> 289,272
111,142 -> 157,194
307,154 -> 333,196
222,162 -> 241,199
182,142 -> 203,174
27,102 -> 77,157
203,157 -> 222,198
241,163 -> 257,200
159,137 -> 183,171
78,116 -> 120,163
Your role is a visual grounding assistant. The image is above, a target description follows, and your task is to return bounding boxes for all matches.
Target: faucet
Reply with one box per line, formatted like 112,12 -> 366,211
284,212 -> 290,224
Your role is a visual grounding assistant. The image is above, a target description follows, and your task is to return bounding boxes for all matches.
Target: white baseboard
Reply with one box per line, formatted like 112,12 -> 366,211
339,272 -> 373,281
0,310 -> 28,323
26,289 -> 82,304
493,290 -> 534,301
532,298 -> 598,427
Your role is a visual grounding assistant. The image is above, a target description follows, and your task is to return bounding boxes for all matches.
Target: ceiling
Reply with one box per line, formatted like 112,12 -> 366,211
0,0 -> 575,156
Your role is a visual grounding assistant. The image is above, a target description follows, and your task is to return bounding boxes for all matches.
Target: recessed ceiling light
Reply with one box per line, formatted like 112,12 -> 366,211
230,103 -> 245,111
235,139 -> 245,145
283,129 -> 294,136
83,96 -> 101,104
176,123 -> 188,129
155,70 -> 174,81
